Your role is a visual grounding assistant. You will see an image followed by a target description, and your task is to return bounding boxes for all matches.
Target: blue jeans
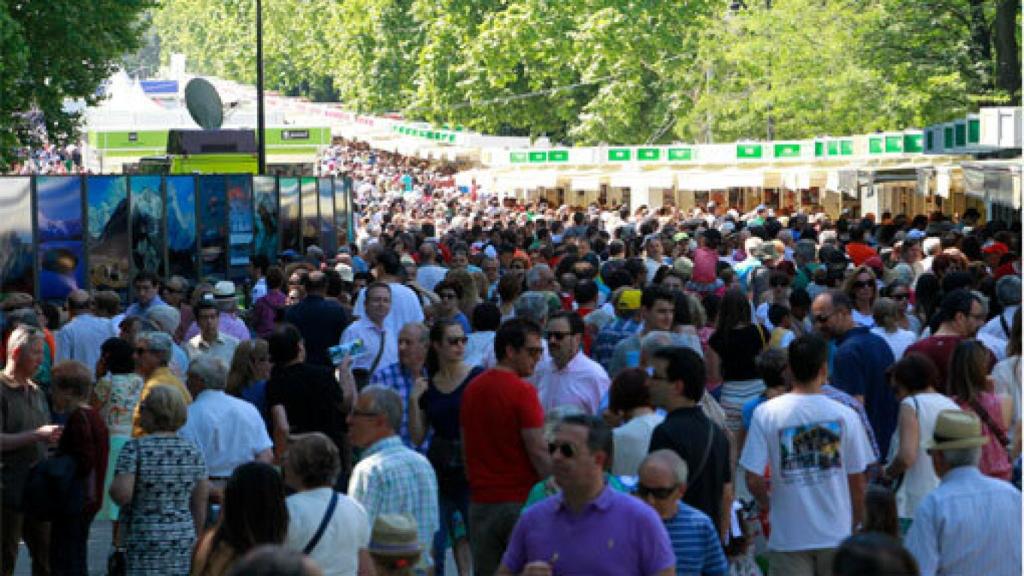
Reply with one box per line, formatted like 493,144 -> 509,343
432,487 -> 470,575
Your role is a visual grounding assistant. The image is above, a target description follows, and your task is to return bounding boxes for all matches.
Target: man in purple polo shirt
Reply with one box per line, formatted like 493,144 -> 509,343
498,414 -> 675,576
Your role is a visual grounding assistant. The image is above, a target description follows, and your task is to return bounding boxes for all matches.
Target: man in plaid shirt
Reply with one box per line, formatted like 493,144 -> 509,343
367,323 -> 429,447
348,385 -> 439,575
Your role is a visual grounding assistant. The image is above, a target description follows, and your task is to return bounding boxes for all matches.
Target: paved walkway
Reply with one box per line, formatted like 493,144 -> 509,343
14,520 -> 113,576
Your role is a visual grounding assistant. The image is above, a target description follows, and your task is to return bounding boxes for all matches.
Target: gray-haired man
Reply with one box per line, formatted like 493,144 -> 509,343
347,385 -> 439,574
178,355 -> 273,483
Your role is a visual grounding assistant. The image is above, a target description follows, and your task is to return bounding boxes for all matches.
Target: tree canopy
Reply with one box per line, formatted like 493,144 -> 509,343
0,0 -> 154,169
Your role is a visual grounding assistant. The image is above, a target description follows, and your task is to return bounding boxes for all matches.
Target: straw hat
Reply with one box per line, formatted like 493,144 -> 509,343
926,409 -> 988,452
368,514 -> 422,557
213,281 -> 236,299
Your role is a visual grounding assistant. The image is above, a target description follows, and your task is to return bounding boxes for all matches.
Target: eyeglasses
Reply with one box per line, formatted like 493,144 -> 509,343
852,280 -> 874,289
446,336 -> 468,346
546,331 -> 571,341
635,483 -> 679,500
548,442 -> 577,458
812,311 -> 836,324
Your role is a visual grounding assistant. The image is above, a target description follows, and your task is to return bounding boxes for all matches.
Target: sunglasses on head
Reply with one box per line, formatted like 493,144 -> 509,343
635,483 -> 678,500
548,442 -> 577,458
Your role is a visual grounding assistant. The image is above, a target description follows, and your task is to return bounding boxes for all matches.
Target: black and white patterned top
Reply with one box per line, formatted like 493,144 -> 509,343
116,435 -> 207,576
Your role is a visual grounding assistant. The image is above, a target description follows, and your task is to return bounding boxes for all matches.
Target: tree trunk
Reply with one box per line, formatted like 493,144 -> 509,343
993,0 -> 1021,101
967,0 -> 992,90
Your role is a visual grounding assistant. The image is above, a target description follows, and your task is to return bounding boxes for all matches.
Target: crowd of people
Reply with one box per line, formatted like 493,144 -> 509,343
1,141 -> 1023,576
8,142 -> 86,175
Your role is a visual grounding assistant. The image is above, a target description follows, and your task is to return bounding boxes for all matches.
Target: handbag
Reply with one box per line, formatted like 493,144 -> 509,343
108,438 -> 141,576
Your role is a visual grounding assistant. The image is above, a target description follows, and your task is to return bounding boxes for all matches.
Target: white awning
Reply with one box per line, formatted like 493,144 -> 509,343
569,174 -> 604,191
676,171 -> 762,190
608,170 -> 675,190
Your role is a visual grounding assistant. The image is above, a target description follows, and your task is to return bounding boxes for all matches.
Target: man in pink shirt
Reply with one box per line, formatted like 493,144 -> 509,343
689,229 -> 723,296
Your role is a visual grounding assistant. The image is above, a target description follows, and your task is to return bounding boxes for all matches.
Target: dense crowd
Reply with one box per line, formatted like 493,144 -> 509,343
9,142 -> 86,175
1,142 -> 1022,576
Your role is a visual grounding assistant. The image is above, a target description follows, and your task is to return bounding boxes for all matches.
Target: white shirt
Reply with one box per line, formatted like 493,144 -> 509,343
185,332 -> 240,367
870,327 -> 918,360
353,282 -> 425,336
55,313 -> 116,373
178,390 -> 273,477
905,466 -> 1022,576
612,412 -> 665,476
532,351 -> 611,415
464,331 -> 496,369
339,317 -> 397,372
888,392 -> 958,518
739,392 -> 874,552
992,356 -> 1021,433
415,264 -> 448,292
285,487 -> 370,576
978,305 -> 1018,361
851,309 -> 876,328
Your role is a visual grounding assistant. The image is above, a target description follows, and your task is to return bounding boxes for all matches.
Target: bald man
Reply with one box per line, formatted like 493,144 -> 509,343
55,289 -> 116,374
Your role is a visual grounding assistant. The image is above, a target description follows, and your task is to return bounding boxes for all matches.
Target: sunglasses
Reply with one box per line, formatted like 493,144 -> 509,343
440,293 -> 458,300
446,336 -> 468,346
852,280 -> 874,289
891,293 -> 909,300
546,331 -> 571,341
635,483 -> 678,500
133,347 -> 151,355
548,442 -> 577,458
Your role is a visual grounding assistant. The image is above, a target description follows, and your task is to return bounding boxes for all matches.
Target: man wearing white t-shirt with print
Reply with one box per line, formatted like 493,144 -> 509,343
352,249 -> 425,334
740,334 -> 874,576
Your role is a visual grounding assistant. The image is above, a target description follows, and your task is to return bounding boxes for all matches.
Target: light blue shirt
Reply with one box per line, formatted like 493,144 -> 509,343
905,465 -> 1021,576
55,313 -> 117,374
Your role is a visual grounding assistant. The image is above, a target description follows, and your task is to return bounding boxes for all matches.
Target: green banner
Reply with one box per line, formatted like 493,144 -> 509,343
668,148 -> 693,161
774,143 -> 801,158
637,148 -> 661,161
608,148 -> 632,161
737,144 -> 763,159
548,150 -> 569,162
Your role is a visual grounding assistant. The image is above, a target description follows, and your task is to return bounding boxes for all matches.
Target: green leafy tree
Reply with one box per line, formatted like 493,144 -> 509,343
0,0 -> 153,170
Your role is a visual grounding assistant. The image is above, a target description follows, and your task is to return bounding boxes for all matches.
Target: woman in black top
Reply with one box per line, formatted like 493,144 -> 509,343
409,320 -> 482,576
707,289 -> 768,435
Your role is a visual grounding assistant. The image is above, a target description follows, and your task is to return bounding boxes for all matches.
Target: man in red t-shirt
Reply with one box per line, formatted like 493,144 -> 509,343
461,318 -> 550,576
905,289 -> 990,386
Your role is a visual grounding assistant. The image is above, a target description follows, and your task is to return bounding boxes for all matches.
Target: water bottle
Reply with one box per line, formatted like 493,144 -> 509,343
328,339 -> 364,365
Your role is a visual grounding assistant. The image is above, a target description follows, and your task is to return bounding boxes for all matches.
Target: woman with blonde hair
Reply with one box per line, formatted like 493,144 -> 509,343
843,265 -> 878,328
870,297 -> 917,359
992,308 -> 1022,458
226,339 -> 272,423
110,384 -> 208,575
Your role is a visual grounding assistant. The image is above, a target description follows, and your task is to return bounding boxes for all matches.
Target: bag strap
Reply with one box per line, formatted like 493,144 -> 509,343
1000,313 -> 1011,340
969,398 -> 1011,451
690,417 -> 717,485
754,323 -> 767,349
303,491 -> 339,555
367,331 -> 387,376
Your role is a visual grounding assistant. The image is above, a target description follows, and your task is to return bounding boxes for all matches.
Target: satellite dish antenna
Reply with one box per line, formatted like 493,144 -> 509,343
185,78 -> 224,130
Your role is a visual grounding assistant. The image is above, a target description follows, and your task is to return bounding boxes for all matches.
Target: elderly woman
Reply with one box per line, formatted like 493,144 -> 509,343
0,325 -> 60,575
843,265 -> 878,328
281,433 -> 373,576
49,360 -> 110,575
110,384 -> 208,576
870,297 -> 918,359
131,331 -> 192,438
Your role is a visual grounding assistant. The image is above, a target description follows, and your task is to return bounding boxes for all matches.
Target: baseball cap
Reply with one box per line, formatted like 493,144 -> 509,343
617,289 -> 642,311
982,241 -> 1009,256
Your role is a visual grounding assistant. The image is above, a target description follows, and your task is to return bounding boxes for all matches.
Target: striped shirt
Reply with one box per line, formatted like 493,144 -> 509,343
663,502 -> 729,576
348,436 -> 440,572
